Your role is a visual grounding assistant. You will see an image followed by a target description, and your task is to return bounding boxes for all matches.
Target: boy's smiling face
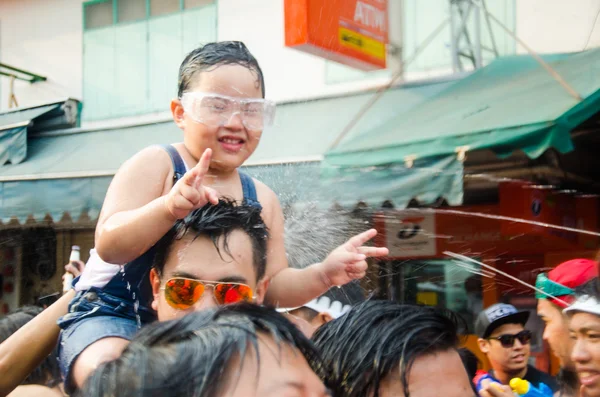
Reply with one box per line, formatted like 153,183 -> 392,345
173,64 -> 264,171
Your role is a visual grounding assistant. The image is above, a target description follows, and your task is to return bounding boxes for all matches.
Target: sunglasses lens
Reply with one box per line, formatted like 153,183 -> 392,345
214,283 -> 253,305
518,331 -> 532,345
165,278 -> 204,310
498,335 -> 516,348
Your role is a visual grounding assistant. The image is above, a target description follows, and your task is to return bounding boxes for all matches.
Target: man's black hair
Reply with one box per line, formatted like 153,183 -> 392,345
178,41 -> 265,98
81,304 -> 325,397
574,277 -> 600,299
458,348 -> 480,394
0,306 -> 60,388
312,300 -> 461,397
556,368 -> 579,397
153,198 -> 269,281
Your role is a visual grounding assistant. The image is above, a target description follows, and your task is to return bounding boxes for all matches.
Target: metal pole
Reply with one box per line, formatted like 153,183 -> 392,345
449,1 -> 460,73
473,1 -> 483,68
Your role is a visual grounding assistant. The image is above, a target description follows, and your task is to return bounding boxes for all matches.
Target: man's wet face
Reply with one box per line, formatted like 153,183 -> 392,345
570,312 -> 600,397
151,230 -> 264,321
375,349 -> 476,397
481,323 -> 530,372
538,299 -> 574,369
218,335 -> 330,397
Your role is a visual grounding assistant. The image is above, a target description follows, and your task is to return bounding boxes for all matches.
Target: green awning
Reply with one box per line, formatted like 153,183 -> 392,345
324,49 -> 600,169
0,80 -> 458,223
0,104 -> 62,165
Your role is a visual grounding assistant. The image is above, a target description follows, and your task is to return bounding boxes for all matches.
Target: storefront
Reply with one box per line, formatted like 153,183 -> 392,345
372,181 -> 600,373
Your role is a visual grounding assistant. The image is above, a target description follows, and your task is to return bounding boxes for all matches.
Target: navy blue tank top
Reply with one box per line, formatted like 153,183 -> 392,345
101,144 -> 262,322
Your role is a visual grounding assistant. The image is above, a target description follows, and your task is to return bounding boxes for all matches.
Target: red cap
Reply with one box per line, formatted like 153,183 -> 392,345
548,259 -> 598,307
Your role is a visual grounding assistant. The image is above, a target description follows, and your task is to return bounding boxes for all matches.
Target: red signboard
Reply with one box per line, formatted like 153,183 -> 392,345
284,0 -> 388,70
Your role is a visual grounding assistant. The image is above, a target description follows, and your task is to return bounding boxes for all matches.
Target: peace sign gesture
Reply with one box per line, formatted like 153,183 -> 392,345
317,229 -> 389,288
164,148 -> 220,220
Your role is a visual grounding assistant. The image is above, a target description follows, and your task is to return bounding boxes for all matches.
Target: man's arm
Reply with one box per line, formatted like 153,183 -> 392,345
0,290 -> 74,397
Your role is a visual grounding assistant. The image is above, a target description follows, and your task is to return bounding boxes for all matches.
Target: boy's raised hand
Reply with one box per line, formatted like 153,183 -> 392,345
318,229 -> 389,287
164,148 -> 219,220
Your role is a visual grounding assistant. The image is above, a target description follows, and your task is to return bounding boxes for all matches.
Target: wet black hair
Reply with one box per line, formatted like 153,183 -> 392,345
80,303 -> 325,397
177,41 -> 265,98
574,277 -> 600,299
556,368 -> 580,397
0,306 -> 60,388
458,348 -> 479,394
153,198 -> 269,281
312,300 -> 461,397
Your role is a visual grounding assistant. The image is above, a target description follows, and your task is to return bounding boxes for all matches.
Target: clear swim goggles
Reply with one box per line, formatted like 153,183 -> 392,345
180,92 -> 276,130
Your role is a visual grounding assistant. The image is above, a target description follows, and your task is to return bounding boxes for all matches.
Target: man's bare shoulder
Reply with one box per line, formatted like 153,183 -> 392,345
251,178 -> 282,223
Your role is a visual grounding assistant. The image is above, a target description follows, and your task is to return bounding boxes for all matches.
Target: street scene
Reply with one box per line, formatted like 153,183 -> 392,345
2,0 -> 600,396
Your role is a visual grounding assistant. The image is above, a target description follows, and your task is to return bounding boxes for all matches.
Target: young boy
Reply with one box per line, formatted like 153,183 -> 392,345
58,41 -> 388,391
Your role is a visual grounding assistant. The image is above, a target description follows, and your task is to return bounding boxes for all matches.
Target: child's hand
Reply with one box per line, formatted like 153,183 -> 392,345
479,379 -> 515,397
318,229 -> 389,287
164,148 -> 219,220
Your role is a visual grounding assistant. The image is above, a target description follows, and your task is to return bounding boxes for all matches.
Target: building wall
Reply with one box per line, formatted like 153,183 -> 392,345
516,0 -> 600,54
0,0 -> 85,110
1,0 -> 599,118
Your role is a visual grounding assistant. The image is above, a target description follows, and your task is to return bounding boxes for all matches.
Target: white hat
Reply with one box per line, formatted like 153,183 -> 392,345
564,295 -> 600,316
277,295 -> 352,319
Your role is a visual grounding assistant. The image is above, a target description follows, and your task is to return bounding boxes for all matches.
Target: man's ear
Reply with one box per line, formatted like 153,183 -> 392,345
150,268 -> 161,312
316,312 -> 334,326
171,99 -> 185,130
254,276 -> 270,305
477,338 -> 490,354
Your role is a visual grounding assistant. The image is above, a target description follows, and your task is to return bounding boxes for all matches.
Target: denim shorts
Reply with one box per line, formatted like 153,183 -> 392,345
57,287 -> 154,392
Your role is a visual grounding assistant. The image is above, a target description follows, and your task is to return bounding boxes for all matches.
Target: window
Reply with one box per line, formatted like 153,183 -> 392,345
395,259 -> 482,333
117,0 -> 146,23
84,0 -> 113,30
82,0 -> 217,121
150,0 -> 180,17
184,0 -> 213,9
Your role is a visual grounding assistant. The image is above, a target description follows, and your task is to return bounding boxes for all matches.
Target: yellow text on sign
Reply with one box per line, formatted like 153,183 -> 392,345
338,27 -> 386,60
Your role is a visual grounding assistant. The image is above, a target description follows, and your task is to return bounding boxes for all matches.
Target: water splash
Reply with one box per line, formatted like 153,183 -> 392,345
443,251 -> 570,306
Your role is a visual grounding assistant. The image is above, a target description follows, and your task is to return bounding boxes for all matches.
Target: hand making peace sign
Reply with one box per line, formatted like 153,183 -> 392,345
318,229 -> 389,288
164,148 -> 220,220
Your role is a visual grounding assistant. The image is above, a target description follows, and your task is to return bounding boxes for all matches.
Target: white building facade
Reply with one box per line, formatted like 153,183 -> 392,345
2,0 -> 597,123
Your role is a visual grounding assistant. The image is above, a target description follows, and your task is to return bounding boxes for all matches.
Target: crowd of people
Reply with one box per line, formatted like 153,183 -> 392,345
1,40 -> 600,396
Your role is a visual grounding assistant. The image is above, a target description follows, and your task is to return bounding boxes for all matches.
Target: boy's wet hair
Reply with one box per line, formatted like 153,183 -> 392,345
153,198 -> 269,281
0,306 -> 61,388
80,304 -> 325,397
312,301 -> 461,397
177,41 -> 265,98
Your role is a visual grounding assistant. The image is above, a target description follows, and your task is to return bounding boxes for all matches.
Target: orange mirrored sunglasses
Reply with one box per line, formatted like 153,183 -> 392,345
161,277 -> 254,310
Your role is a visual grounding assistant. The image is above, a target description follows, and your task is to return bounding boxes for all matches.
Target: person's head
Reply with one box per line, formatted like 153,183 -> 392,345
81,303 -> 329,397
475,304 -> 531,375
171,41 -> 272,172
150,199 -> 269,321
536,259 -> 597,369
0,306 -> 60,388
565,278 -> 600,396
312,301 -> 473,397
279,281 -> 364,337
